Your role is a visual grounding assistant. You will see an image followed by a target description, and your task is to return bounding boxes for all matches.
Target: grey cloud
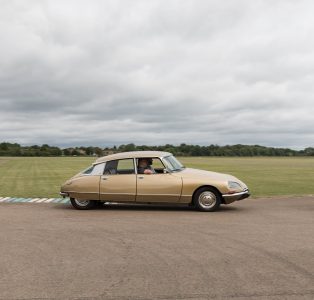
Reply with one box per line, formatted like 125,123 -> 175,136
0,0 -> 314,149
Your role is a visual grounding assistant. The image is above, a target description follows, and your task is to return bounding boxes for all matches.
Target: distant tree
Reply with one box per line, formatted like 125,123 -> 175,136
94,147 -> 103,156
85,147 -> 94,155
304,147 -> 314,156
0,141 -> 308,157
0,143 -> 9,151
63,149 -> 71,156
71,149 -> 80,156
124,143 -> 136,152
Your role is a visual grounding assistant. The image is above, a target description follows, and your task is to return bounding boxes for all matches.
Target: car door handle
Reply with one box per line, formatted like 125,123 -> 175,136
138,176 -> 144,179
102,177 -> 109,180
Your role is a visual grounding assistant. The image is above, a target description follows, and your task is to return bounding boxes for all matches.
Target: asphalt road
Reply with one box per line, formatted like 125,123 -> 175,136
0,197 -> 313,300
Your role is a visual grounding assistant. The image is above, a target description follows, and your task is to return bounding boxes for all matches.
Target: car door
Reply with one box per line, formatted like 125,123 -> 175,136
99,159 -> 136,202
136,158 -> 182,203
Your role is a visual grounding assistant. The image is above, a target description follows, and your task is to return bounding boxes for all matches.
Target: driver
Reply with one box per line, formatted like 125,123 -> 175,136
137,158 -> 155,174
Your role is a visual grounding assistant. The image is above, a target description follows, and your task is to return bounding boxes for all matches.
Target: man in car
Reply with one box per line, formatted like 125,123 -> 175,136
137,158 -> 156,174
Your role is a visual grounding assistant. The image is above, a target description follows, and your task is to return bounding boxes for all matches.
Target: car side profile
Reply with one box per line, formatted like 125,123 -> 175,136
60,151 -> 250,211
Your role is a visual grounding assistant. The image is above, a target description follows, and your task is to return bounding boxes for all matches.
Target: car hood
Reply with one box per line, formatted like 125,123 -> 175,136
178,167 -> 239,182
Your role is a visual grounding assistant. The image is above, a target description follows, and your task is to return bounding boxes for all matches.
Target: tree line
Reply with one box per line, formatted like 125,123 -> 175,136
1,142 -> 314,157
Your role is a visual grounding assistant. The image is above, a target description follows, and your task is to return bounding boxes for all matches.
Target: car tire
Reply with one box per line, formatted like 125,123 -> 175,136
193,187 -> 221,212
70,198 -> 97,210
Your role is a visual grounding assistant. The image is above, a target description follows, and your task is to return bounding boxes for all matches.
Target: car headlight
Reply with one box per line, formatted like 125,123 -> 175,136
228,181 -> 243,191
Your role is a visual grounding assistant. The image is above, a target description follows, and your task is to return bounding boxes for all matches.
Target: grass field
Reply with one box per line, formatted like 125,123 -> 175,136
0,156 -> 313,198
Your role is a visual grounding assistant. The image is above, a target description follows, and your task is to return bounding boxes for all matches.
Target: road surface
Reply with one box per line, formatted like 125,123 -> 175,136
0,197 -> 313,299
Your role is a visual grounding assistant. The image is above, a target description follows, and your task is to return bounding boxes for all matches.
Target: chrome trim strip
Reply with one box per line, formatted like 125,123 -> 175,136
137,193 -> 179,196
65,191 -> 185,197
101,174 -> 136,176
59,192 -> 69,197
62,191 -> 98,194
100,192 -> 135,196
222,190 -> 249,198
62,191 -> 179,197
134,157 -> 138,175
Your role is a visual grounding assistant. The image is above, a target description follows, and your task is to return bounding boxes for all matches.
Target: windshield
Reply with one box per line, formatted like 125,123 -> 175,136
163,155 -> 185,172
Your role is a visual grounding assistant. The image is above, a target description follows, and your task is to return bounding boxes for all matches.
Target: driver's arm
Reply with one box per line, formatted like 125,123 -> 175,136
144,169 -> 153,174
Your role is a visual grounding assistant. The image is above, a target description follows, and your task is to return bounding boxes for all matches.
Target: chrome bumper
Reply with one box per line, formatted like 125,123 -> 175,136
222,189 -> 250,204
60,192 -> 69,198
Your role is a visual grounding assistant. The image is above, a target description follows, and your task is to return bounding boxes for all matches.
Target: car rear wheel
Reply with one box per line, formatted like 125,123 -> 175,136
70,198 -> 97,210
193,187 -> 221,212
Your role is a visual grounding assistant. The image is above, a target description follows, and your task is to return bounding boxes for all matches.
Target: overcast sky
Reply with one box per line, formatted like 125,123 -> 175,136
1,0 -> 314,149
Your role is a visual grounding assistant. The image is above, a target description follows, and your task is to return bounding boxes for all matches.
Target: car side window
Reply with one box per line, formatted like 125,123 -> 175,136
104,160 -> 118,175
90,163 -> 105,175
103,159 -> 135,175
82,166 -> 94,175
136,157 -> 166,174
117,159 -> 135,174
151,158 -> 165,171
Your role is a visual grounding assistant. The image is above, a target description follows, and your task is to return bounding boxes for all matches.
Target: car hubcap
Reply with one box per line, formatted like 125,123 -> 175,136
74,199 -> 90,207
198,191 -> 216,209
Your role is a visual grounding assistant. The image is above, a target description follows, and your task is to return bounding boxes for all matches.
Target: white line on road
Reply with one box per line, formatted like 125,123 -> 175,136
34,198 -> 48,203
0,197 -> 69,204
29,198 -> 40,202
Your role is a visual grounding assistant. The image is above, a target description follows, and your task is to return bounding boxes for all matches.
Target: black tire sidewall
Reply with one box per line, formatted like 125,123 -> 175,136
193,187 -> 221,212
70,198 -> 96,210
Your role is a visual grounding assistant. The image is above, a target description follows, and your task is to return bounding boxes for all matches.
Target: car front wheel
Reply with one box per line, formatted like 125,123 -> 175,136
70,198 -> 97,210
193,187 -> 221,212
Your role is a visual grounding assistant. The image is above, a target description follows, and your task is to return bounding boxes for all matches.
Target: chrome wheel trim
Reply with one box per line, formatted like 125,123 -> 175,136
74,199 -> 90,207
198,191 -> 217,209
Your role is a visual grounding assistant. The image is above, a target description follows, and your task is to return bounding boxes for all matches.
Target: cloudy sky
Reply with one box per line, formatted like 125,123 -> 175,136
1,0 -> 314,149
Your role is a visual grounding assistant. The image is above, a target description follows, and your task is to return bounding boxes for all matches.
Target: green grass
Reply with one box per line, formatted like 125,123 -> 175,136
0,156 -> 313,198
180,157 -> 314,197
0,157 -> 94,198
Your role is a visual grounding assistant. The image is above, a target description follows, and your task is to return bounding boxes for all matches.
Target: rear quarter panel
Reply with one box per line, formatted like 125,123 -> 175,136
64,175 -> 100,200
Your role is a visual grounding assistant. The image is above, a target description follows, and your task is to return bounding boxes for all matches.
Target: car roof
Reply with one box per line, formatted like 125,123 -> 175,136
94,151 -> 172,164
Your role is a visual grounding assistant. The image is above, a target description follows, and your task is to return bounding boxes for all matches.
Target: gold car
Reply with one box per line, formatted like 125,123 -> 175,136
60,151 -> 250,211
